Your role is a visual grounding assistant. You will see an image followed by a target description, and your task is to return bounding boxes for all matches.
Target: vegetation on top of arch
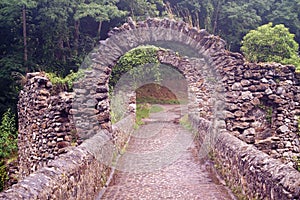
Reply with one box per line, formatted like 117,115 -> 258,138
109,45 -> 169,88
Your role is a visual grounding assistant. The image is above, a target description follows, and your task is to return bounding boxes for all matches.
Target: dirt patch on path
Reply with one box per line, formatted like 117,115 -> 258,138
136,83 -> 187,104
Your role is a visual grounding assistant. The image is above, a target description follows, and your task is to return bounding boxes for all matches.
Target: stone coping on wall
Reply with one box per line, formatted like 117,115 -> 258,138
0,114 -> 135,200
0,144 -> 108,199
189,114 -> 300,200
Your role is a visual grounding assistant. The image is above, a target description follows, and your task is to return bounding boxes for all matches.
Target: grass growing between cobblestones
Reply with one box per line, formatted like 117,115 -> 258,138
136,104 -> 164,126
179,114 -> 196,133
149,105 -> 164,113
136,103 -> 150,125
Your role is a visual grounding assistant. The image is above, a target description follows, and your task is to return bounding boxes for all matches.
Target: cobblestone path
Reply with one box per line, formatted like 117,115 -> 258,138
101,105 -> 235,200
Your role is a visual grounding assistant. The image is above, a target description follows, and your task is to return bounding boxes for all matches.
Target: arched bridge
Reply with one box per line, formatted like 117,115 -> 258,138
1,18 -> 300,199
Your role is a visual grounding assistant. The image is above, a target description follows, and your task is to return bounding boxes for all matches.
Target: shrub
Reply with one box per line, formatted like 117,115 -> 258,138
46,69 -> 85,91
0,108 -> 17,159
241,23 -> 300,70
0,163 -> 8,191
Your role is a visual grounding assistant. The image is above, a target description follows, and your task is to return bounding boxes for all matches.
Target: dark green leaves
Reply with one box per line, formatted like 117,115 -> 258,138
0,108 -> 17,160
241,23 -> 300,70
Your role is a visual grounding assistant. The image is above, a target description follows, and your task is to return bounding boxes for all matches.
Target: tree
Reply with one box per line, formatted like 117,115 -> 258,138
110,45 -> 160,88
265,0 -> 300,45
74,0 -> 127,40
241,22 -> 300,70
118,0 -> 164,21
0,108 -> 17,191
0,0 -> 35,115
218,1 -> 262,51
0,0 -> 37,63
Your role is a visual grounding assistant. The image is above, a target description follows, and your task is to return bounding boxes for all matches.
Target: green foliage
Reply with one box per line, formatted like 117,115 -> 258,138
257,104 -> 273,123
75,1 -> 127,22
110,45 -> 161,88
0,109 -> 17,160
110,91 -> 128,124
179,114 -> 193,132
136,103 -> 150,125
266,0 -> 300,44
167,0 -> 300,52
149,105 -> 163,113
46,69 -> 85,91
241,23 -> 300,70
0,163 -> 8,192
118,0 -> 164,20
296,157 -> 300,172
137,97 -> 180,104
136,104 -> 162,126
0,56 -> 24,115
219,1 -> 263,51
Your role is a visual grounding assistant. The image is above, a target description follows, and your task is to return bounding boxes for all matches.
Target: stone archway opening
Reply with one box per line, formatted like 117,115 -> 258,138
107,44 -> 193,126
71,18 -> 226,170
108,49 -> 190,125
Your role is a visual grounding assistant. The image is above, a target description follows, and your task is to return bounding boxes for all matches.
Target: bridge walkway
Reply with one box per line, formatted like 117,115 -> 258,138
101,105 -> 235,200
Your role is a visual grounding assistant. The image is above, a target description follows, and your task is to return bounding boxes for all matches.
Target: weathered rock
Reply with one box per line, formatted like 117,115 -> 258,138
278,125 -> 290,133
242,128 -> 255,144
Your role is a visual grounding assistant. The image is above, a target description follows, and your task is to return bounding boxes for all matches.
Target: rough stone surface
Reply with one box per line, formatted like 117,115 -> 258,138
190,114 -> 300,200
0,115 -> 134,199
0,142 -> 109,200
17,72 -> 78,179
219,62 -> 300,166
95,17 -> 300,166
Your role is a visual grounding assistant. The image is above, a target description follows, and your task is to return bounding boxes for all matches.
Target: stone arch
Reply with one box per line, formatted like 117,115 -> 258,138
15,18 -> 300,188
72,18 -> 227,140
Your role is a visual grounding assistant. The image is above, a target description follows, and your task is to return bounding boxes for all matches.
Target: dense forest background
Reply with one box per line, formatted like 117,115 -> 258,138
0,0 -> 300,117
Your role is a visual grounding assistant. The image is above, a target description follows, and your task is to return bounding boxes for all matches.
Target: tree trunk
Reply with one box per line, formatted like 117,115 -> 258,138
58,37 -> 66,63
74,20 -> 80,56
213,1 -> 221,34
22,5 -> 28,62
97,21 -> 102,40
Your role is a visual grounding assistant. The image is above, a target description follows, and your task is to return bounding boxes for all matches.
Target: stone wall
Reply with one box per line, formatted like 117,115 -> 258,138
17,71 -> 137,180
0,142 -> 110,200
210,51 -> 300,167
190,114 -> 300,199
0,114 -> 135,200
18,72 -> 77,179
156,50 -> 217,121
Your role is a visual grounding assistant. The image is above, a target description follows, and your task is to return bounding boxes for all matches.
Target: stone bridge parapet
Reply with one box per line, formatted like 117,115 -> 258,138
1,18 -> 300,199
